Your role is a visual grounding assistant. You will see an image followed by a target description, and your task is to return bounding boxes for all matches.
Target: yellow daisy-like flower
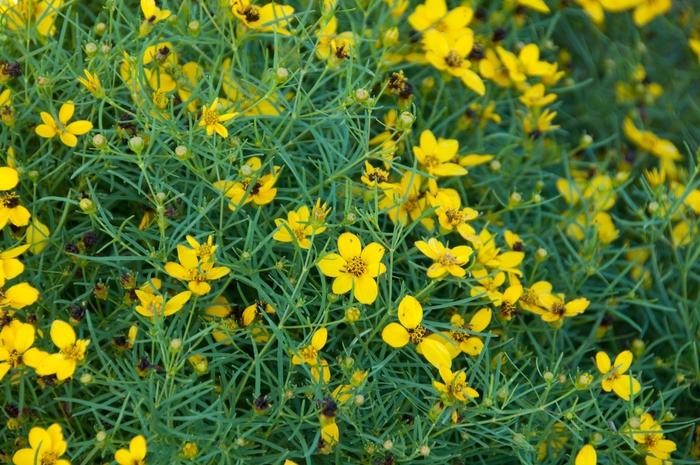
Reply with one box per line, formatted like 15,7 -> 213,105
115,435 -> 148,465
35,320 -> 90,380
12,423 -> 70,465
35,101 -> 93,147
273,205 -> 326,249
199,99 -> 237,138
381,295 -> 452,369
140,0 -> 170,36
231,0 -> 295,35
291,327 -> 330,383
134,278 -> 192,319
77,69 -> 104,98
414,238 -> 472,278
317,232 -> 386,304
0,319 -> 36,381
531,293 -> 590,324
423,30 -> 485,95
164,244 -> 231,296
431,188 -> 479,239
595,350 -> 641,400
446,307 -> 492,356
632,413 -> 677,465
432,366 -> 479,403
413,130 -> 467,178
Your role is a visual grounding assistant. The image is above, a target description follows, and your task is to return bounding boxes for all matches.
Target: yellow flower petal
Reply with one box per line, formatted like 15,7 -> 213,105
397,295 -> 422,329
50,320 -> 76,348
575,444 -> 596,465
382,322 -> 409,348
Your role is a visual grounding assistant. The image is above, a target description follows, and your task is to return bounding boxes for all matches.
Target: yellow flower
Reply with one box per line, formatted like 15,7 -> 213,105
519,83 -> 557,108
35,101 -> 93,147
164,244 -> 231,295
491,281 -> 524,321
408,0 -> 473,40
140,0 -> 171,36
496,45 -> 556,83
414,238 -> 472,278
379,172 -> 434,229
431,188 -> 479,239
77,69 -> 104,98
479,49 -> 512,87
423,30 -> 485,95
199,99 -> 237,138
316,16 -> 355,66
413,130 -> 467,177
231,0 -> 295,35
531,293 -> 590,324
273,205 -> 323,249
12,423 -> 69,465
433,366 -> 479,403
0,282 -> 40,313
469,228 -> 524,275
595,350 -> 641,400
381,295 -> 452,369
115,435 -> 147,465
2,0 -> 64,37
447,307 -> 492,356
524,109 -> 559,135
632,0 -> 670,26
0,244 -> 29,287
317,232 -> 386,304
623,117 -> 681,161
360,161 -> 393,189
0,319 -> 36,381
632,413 -> 677,464
575,444 -> 597,465
214,161 -> 281,209
35,320 -> 90,380
134,279 -> 192,318
291,327 -> 330,383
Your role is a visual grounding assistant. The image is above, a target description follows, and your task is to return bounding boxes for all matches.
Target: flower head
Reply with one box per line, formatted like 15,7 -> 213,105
0,319 -> 36,381
12,423 -> 69,465
415,238 -> 472,278
34,320 -> 90,380
199,99 -> 237,138
35,101 -> 93,147
318,232 -> 386,304
134,279 -> 192,318
413,130 -> 467,178
291,328 -> 330,383
164,244 -> 230,295
433,366 -> 479,403
595,350 -> 641,400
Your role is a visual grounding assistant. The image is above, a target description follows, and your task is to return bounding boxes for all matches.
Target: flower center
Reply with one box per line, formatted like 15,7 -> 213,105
300,345 -> 318,362
344,256 -> 367,277
242,6 -> 260,23
202,108 -> 220,126
438,253 -> 458,267
1,192 -> 20,208
445,50 -> 463,68
500,302 -> 516,319
40,451 -> 58,465
407,325 -> 427,344
550,303 -> 566,316
445,209 -> 464,225
61,343 -> 83,362
8,349 -> 21,367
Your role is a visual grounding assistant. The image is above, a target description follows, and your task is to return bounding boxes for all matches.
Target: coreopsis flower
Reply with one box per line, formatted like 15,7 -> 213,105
469,228 -> 524,275
631,413 -> 677,465
0,282 -> 39,314
423,30 -> 485,95
199,99 -> 237,138
291,328 -> 330,383
408,0 -> 473,40
214,161 -> 281,209
519,83 -> 557,108
595,350 -> 641,400
0,244 -> 29,287
0,320 -> 36,381
0,88 -> 14,126
433,366 -> 479,403
77,69 -> 104,98
12,423 -> 69,465
183,235 -> 218,263
447,307 -> 492,356
35,101 -> 93,147
519,280 -> 554,314
414,238 -> 472,278
575,444 -> 597,465
134,278 -> 192,318
35,320 -> 90,380
361,162 -> 393,189
140,0 -> 171,36
317,232 -> 386,304
115,435 -> 148,465
524,108 -> 559,135
231,0 -> 295,35
2,0 -> 64,37
631,0 -> 670,26
531,293 -> 590,324
496,45 -> 556,83
164,244 -> 231,295
273,205 -> 327,249
623,117 -> 681,162
381,295 -> 452,369
491,281 -> 524,320
379,172 -> 434,229
413,130 -> 467,178
316,16 -> 355,66
0,189 -> 31,229
431,188 -> 478,239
